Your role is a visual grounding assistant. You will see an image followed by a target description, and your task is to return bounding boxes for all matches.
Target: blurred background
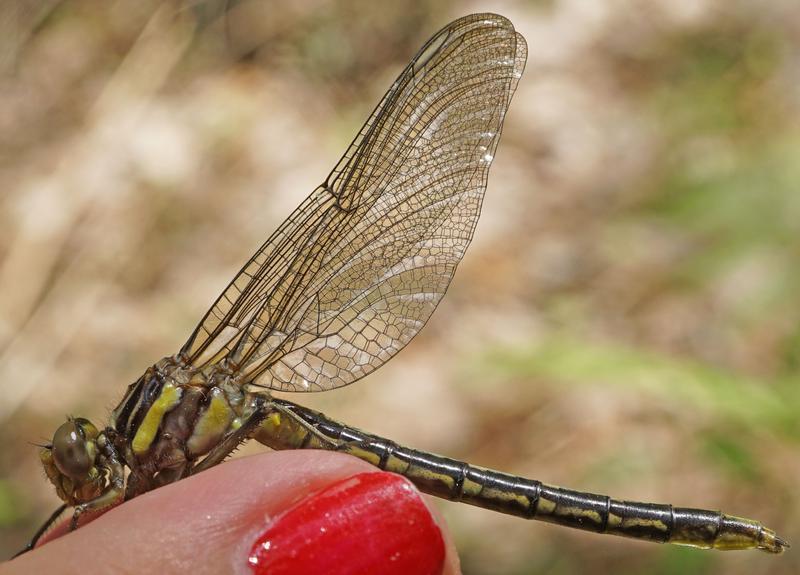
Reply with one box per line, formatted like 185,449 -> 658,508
1,0 -> 799,573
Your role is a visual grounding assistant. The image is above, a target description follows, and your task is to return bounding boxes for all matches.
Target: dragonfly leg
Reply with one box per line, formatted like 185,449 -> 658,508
12,504 -> 68,558
271,401 -> 340,449
190,396 -> 271,475
69,454 -> 125,532
254,399 -> 342,453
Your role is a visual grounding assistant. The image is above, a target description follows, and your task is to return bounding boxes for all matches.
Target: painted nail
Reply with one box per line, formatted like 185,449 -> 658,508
247,471 -> 445,575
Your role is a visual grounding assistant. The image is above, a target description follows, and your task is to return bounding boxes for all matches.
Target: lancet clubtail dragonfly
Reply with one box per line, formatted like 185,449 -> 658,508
17,13 -> 787,557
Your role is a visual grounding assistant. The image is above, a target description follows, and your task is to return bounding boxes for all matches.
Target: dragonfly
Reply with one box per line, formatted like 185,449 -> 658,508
17,13 -> 787,557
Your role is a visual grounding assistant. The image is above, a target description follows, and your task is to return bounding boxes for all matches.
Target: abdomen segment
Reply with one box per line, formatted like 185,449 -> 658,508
255,397 -> 787,553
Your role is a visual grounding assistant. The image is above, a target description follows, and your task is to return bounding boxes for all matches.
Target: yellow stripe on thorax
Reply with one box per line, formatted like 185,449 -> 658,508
186,388 -> 234,456
132,382 -> 182,455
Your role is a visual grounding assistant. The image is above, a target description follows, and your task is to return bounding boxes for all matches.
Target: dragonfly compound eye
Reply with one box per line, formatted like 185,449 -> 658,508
52,418 -> 99,480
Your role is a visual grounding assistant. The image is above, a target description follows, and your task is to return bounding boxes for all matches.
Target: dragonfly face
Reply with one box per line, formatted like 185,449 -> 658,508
40,418 -> 105,507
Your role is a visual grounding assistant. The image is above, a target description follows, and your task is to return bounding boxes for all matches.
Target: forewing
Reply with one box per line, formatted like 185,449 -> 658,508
181,13 -> 527,391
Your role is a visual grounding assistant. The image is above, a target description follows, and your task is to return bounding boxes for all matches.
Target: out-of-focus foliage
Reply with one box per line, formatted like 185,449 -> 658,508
0,1 -> 798,573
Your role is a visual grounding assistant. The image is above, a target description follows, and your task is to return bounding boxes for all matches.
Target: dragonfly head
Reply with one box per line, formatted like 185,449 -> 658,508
40,417 -> 106,505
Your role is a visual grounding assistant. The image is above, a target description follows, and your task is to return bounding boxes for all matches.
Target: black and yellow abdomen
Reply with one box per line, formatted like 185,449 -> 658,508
256,398 -> 786,554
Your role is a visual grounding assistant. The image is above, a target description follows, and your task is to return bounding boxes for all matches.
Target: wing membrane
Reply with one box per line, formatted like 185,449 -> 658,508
181,13 -> 527,391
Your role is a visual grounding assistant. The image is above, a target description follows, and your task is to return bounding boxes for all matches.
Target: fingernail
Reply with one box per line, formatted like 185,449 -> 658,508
247,471 -> 445,575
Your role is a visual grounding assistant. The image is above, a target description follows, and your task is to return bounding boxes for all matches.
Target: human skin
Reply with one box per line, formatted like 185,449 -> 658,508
2,450 -> 461,575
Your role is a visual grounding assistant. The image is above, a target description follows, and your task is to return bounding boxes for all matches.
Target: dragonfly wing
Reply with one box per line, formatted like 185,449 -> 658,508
181,13 -> 527,391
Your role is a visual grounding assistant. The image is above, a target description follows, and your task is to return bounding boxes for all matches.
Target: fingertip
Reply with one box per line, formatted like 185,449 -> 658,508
11,451 -> 461,575
426,501 -> 462,575
246,472 -> 448,575
11,451 -> 374,574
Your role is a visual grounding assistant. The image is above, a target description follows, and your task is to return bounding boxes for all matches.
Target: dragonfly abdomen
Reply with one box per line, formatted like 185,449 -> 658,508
257,398 -> 786,554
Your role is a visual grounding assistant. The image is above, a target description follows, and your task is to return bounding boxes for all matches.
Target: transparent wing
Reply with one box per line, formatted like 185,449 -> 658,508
181,13 -> 527,391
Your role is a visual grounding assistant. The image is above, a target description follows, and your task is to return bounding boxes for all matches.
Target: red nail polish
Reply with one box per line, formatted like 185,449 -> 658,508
247,472 -> 445,575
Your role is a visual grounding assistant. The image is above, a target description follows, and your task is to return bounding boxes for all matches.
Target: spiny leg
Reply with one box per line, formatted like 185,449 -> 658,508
192,395 -> 349,476
254,399 -> 348,454
12,503 -> 68,558
190,396 -> 272,475
69,454 -> 125,532
270,401 -> 341,449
